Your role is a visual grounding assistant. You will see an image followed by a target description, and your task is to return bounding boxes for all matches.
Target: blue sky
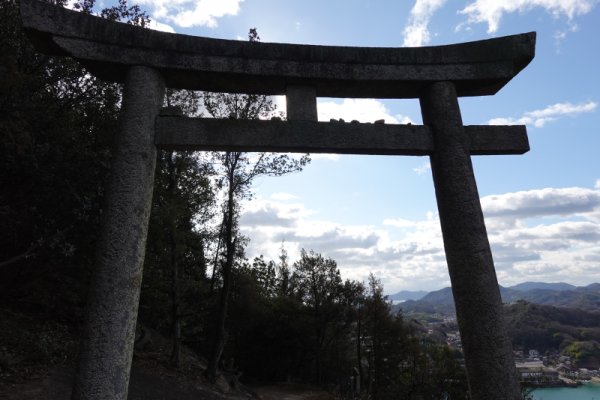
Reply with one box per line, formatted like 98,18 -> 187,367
95,0 -> 600,293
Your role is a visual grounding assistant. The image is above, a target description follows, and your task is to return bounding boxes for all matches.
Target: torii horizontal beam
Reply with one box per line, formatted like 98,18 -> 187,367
21,0 -> 535,98
155,117 -> 529,155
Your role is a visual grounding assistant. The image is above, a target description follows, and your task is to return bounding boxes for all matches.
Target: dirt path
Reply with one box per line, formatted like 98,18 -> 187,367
251,383 -> 333,400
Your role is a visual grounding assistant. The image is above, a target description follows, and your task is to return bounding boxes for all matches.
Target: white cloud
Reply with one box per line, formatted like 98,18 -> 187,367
137,0 -> 244,28
459,0 -> 599,34
554,23 -> 579,47
147,20 -> 175,33
488,101 -> 597,127
413,162 -> 431,175
318,99 -> 413,124
402,0 -> 447,47
481,187 -> 600,218
240,183 -> 600,293
65,0 -> 78,10
310,154 -> 342,161
481,186 -> 600,286
280,95 -> 414,127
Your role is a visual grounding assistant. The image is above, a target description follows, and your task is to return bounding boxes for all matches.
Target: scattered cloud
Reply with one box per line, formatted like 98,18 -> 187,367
147,20 -> 175,33
310,154 -> 342,161
481,186 -> 600,285
488,101 -> 597,128
240,183 -> 600,293
137,0 -> 244,28
481,187 -> 600,218
413,162 -> 431,175
277,91 -> 415,128
402,0 -> 448,47
458,0 -> 599,34
554,23 -> 579,49
318,99 -> 413,124
65,0 -> 78,10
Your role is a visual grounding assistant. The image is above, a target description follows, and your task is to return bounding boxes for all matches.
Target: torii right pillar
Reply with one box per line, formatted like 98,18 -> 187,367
421,81 -> 521,400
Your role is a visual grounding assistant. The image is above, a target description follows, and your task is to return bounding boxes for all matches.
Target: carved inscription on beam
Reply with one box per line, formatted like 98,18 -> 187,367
155,117 -> 529,156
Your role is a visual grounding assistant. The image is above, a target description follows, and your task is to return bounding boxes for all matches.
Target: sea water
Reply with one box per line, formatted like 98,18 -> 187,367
531,382 -> 600,399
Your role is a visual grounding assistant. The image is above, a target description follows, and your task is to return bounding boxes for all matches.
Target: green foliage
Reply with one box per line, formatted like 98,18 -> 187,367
0,0 -> 135,309
505,301 -> 600,362
140,150 -> 215,332
224,252 -> 469,399
563,340 -> 600,367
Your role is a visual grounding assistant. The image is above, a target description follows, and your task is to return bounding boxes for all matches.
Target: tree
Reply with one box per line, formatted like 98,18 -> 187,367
203,30 -> 310,381
138,88 -> 216,368
291,249 -> 347,383
357,274 -> 469,400
0,0 -> 148,310
276,243 -> 293,296
141,148 -> 215,367
361,274 -> 404,398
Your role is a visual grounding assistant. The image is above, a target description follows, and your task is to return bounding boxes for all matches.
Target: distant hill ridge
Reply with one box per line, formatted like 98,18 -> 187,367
392,282 -> 600,315
509,282 -> 576,292
388,290 -> 429,302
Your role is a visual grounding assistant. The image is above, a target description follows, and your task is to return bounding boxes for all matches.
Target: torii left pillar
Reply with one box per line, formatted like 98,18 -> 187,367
72,66 -> 165,400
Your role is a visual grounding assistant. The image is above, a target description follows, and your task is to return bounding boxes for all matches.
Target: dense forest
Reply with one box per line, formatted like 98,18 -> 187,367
505,301 -> 600,368
0,0 -> 470,398
397,287 -> 600,369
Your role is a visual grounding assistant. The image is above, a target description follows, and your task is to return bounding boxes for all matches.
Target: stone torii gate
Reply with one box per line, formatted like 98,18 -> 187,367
21,1 -> 535,399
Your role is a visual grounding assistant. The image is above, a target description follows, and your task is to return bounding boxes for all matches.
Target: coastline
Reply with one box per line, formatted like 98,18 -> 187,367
524,377 -> 593,389
530,381 -> 600,400
524,381 -> 579,389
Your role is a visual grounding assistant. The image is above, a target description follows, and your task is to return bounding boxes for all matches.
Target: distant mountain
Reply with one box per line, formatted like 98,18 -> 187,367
509,281 -> 576,292
392,287 -> 456,316
420,287 -> 455,305
396,283 -> 600,316
388,290 -> 428,302
584,283 -> 600,291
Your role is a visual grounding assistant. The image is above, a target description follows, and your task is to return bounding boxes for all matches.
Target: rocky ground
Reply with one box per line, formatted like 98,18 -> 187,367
1,362 -> 252,400
0,307 -> 332,400
1,364 -> 333,400
251,384 -> 334,400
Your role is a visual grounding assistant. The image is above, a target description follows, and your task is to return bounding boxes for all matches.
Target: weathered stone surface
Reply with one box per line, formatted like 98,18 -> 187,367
467,124 -> 529,155
420,81 -> 521,400
154,117 -> 529,156
20,0 -> 535,98
71,66 -> 165,400
286,86 -> 317,121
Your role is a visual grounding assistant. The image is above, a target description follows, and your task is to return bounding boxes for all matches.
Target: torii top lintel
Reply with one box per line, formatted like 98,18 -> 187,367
20,0 -> 535,98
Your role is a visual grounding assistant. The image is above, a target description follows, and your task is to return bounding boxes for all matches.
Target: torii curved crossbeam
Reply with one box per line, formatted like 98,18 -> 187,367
21,0 -> 534,98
